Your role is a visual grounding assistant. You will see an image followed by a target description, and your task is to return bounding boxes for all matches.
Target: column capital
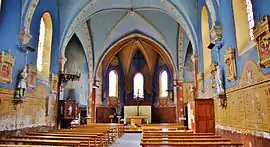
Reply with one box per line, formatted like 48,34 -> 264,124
191,54 -> 199,62
19,31 -> 32,45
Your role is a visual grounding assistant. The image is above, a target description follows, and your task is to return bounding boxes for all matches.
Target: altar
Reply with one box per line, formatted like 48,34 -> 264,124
126,115 -> 149,126
124,105 -> 151,126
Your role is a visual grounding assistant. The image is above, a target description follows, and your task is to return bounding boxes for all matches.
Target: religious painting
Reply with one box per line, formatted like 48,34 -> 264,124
224,48 -> 237,82
253,15 -> 270,68
50,73 -> 58,93
0,51 -> 15,84
197,72 -> 204,93
26,64 -> 37,89
210,63 -> 218,88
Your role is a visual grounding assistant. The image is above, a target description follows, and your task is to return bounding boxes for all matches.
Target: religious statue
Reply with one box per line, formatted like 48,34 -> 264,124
215,65 -> 224,94
15,66 -> 27,99
68,104 -> 73,116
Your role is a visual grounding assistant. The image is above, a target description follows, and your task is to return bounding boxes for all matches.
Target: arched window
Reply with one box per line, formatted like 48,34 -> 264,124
160,70 -> 168,97
109,70 -> 118,97
134,73 -> 144,98
232,0 -> 254,54
37,12 -> 53,78
201,6 -> 211,75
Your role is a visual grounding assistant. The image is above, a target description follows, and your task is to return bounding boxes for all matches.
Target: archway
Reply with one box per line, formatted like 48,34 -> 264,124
93,34 -> 177,123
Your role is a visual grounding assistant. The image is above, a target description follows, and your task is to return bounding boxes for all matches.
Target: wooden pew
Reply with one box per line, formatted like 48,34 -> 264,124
27,133 -> 101,146
12,136 -> 94,147
0,145 -> 67,147
142,123 -> 187,131
142,135 -> 222,139
48,129 -> 109,145
140,141 -> 244,147
143,131 -> 214,136
0,139 -> 81,147
141,138 -> 232,142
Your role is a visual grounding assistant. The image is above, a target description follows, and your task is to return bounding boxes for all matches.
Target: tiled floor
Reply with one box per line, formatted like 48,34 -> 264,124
110,133 -> 142,147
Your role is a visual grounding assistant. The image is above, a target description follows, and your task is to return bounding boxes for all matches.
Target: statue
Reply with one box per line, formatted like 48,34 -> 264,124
68,104 -> 73,115
215,65 -> 224,94
15,66 -> 27,100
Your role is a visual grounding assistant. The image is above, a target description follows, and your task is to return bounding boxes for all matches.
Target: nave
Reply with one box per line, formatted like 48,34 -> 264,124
0,123 -> 243,147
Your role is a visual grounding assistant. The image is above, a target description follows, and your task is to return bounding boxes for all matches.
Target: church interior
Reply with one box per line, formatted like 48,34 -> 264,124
0,0 -> 270,146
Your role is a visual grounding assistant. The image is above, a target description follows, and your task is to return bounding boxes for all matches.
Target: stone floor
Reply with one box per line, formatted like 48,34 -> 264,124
110,133 -> 142,147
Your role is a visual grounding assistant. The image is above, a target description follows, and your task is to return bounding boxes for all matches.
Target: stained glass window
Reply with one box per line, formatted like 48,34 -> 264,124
134,73 -> 144,98
37,18 -> 45,72
109,70 -> 118,97
160,71 -> 168,97
245,0 -> 254,40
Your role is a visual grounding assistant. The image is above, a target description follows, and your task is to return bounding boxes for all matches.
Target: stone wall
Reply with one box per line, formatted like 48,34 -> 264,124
0,83 -> 57,138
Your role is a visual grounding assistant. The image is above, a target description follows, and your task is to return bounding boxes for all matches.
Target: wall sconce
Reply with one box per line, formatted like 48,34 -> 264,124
208,41 -> 215,50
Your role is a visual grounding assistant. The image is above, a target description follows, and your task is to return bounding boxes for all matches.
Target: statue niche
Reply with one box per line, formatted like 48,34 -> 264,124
253,15 -> 270,68
224,48 -> 237,82
0,51 -> 15,84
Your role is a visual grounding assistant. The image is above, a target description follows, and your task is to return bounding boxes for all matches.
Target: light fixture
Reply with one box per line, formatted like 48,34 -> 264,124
208,41 -> 215,49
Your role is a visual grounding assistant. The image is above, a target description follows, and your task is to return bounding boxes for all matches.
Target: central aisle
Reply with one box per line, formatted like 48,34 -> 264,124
110,133 -> 142,147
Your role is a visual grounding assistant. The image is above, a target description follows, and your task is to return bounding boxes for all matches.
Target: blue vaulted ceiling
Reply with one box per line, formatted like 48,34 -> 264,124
58,0 -> 199,62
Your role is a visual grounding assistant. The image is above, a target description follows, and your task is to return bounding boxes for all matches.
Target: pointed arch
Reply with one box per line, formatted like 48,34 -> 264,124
134,72 -> 144,98
159,70 -> 168,98
37,12 -> 53,78
109,70 -> 118,97
201,6 -> 211,75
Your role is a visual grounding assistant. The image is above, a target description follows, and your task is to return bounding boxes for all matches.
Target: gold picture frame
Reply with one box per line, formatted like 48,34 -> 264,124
224,48 -> 237,82
0,51 -> 15,84
253,15 -> 270,68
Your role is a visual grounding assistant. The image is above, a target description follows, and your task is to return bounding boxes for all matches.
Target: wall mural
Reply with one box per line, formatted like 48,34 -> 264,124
215,60 -> 270,135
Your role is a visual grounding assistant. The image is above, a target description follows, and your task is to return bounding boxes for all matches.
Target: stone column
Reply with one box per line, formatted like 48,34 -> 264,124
176,81 -> 184,125
90,87 -> 96,123
58,56 -> 67,73
192,54 -> 199,99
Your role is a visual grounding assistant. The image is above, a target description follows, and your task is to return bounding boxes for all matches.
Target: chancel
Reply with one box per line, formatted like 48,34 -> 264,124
0,0 -> 269,146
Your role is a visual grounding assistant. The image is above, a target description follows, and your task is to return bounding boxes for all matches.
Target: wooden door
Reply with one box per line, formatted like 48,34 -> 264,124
195,99 -> 215,133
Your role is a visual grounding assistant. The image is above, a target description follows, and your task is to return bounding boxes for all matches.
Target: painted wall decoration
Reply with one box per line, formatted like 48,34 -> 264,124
215,60 -> 270,135
254,15 -> 270,68
210,63 -> 218,88
0,51 -> 14,84
0,84 -> 57,131
197,72 -> 204,93
26,64 -> 37,89
50,73 -> 58,93
224,48 -> 237,82
183,82 -> 194,103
